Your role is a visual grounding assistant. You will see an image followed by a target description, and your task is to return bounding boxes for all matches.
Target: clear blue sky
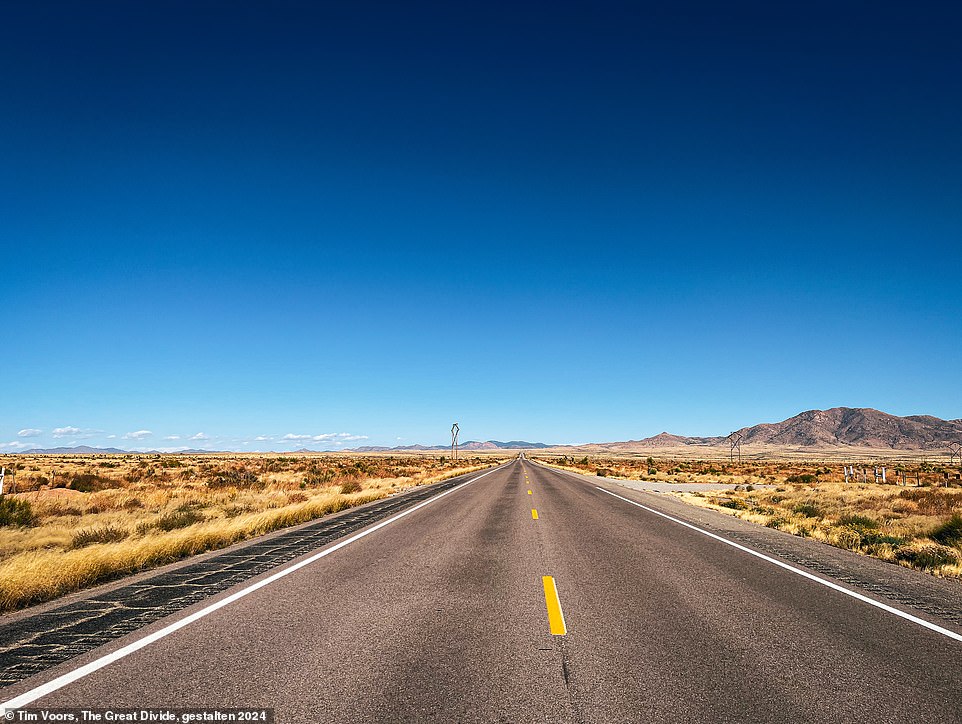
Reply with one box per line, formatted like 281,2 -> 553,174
2,1 -> 960,452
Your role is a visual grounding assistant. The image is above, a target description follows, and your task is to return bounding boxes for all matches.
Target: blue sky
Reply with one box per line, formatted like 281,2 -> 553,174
2,1 -> 960,451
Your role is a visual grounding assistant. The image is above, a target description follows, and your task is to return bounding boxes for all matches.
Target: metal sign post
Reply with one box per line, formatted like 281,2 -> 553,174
451,423 -> 460,462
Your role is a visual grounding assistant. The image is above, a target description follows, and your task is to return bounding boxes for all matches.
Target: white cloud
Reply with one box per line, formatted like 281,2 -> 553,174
0,441 -> 32,449
106,435 -> 117,439
123,430 -> 153,440
164,435 -> 181,441
254,435 -> 271,441
51,426 -> 100,439
17,429 -> 42,438
189,432 -> 209,441
282,432 -> 368,443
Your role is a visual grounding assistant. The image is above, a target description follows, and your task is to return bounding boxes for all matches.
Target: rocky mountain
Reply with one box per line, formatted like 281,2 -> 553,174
594,408 -> 962,451
731,408 -> 962,449
19,446 -> 219,455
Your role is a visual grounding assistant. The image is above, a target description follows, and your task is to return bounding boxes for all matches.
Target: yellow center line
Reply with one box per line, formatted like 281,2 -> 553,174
531,508 -> 539,520
527,489 -> 532,495
542,576 -> 567,635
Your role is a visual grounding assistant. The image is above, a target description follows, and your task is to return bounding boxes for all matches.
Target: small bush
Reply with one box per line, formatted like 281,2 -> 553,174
895,544 -> 959,569
0,497 -> 35,527
929,514 -> 962,547
899,489 -> 962,515
787,474 -> 817,484
860,532 -> 906,547
154,509 -> 205,531
718,498 -> 748,510
339,480 -> 363,494
596,468 -> 611,478
838,514 -> 879,531
304,469 -> 336,487
68,473 -> 113,492
70,525 -> 128,549
793,503 -> 822,518
206,469 -> 262,490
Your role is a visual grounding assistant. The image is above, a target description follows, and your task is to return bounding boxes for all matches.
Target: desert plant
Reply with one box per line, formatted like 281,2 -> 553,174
70,525 -> 128,549
793,503 -> 822,518
929,514 -> 962,547
154,509 -> 205,531
838,514 -> 879,531
68,473 -> 113,492
0,498 -> 34,527
895,544 -> 959,569
339,480 -> 363,494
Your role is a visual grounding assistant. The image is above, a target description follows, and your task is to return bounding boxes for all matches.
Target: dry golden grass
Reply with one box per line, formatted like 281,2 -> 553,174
0,454 -> 502,612
534,454 -> 962,578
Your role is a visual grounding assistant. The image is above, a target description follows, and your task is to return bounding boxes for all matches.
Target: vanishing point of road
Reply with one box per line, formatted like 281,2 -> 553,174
2,458 -> 960,722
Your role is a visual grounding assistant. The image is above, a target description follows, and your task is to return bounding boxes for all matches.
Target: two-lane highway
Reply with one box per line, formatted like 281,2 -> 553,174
2,458 -> 960,722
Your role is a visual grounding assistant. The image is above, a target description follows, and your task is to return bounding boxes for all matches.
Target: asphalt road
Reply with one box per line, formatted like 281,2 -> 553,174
3,458 -> 961,722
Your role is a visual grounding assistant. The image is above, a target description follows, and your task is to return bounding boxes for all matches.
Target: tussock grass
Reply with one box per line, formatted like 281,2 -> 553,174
0,454 -> 501,612
674,483 -> 962,578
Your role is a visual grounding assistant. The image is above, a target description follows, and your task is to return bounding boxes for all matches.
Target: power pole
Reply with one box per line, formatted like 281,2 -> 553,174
451,423 -> 460,462
727,432 -> 742,463
950,442 -> 962,470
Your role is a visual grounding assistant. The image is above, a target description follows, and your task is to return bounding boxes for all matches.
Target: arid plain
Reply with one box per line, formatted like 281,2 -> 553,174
1,440 -> 961,615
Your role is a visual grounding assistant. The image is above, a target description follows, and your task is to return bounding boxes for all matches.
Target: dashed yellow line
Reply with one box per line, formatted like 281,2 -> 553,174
527,490 -> 532,495
531,509 -> 539,520
542,576 -> 567,635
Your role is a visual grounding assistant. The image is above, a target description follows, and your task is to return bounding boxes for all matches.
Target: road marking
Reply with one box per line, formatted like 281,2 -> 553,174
532,509 -> 539,520
0,466 -> 506,713
596,486 -> 962,644
542,576 -> 567,635
527,490 -> 532,495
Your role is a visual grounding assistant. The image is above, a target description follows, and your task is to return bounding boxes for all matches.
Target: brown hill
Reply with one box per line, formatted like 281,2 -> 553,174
585,408 -> 962,452
596,432 -> 720,451
732,408 -> 962,449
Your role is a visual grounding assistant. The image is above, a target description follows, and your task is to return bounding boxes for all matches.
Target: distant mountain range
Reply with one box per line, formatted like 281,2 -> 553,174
350,440 -> 552,452
11,409 -> 961,455
19,446 -> 218,455
592,408 -> 962,451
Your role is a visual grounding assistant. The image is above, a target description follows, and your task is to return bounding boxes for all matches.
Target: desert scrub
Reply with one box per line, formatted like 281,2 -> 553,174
153,509 -> 206,531
0,454 -> 502,611
929,514 -> 962,546
0,497 -> 35,527
339,480 -> 363,494
70,525 -> 129,549
672,482 -> 962,578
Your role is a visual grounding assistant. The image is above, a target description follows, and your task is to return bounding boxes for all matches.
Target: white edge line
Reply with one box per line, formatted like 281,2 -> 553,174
593,485 -> 962,644
1,465 -> 504,711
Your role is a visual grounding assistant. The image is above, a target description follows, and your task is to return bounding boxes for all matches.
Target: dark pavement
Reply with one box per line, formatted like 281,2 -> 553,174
2,458 -> 960,722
